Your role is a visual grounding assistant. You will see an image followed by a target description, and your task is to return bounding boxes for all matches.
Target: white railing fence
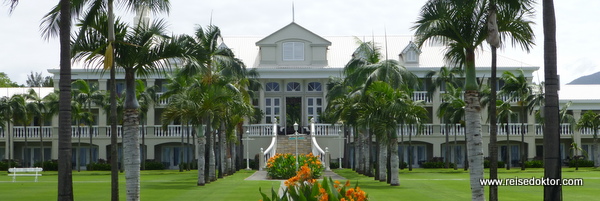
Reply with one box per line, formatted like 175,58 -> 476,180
12,126 -> 53,138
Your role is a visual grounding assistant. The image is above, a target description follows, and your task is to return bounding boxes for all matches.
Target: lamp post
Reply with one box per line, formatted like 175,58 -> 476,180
243,130 -> 254,170
337,128 -> 346,169
294,121 -> 299,172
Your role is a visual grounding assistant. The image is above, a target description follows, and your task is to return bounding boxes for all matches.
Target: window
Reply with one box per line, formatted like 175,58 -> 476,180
287,82 -> 301,92
265,97 -> 281,124
283,42 -> 304,61
307,97 -> 323,122
406,50 -> 417,62
266,82 -> 280,92
307,82 -> 322,92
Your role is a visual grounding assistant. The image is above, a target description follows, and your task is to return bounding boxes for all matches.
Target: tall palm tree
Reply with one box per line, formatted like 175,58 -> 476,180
25,89 -> 59,169
72,14 -> 183,200
72,79 -> 104,170
0,95 -> 23,169
438,85 -> 465,170
177,25 -> 251,182
427,66 -> 463,168
413,1 -> 534,199
542,0 -> 561,199
576,110 -> 600,167
495,99 -> 514,170
501,69 -> 531,170
135,79 -> 158,170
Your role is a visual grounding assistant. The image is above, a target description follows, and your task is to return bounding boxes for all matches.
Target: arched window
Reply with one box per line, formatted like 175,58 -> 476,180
307,82 -> 322,92
287,82 -> 301,92
266,82 -> 280,92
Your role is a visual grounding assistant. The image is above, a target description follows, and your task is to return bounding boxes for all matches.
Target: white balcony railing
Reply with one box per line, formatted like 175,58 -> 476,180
71,126 -> 100,138
496,123 -> 527,135
412,91 -> 431,103
440,124 -> 465,136
535,123 -> 573,135
12,126 -> 53,138
244,124 -> 273,136
397,124 -> 433,136
156,93 -> 170,105
313,123 -> 343,136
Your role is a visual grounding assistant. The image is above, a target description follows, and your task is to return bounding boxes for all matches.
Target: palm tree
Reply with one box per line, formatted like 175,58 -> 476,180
576,110 -> 600,167
25,89 -> 59,169
72,79 -> 104,170
135,79 -> 158,170
496,99 -> 514,170
427,66 -> 463,168
542,0 -> 561,199
413,1 -> 534,199
26,71 -> 45,87
438,85 -> 465,170
501,69 -> 531,170
0,95 -> 23,169
72,14 -> 183,200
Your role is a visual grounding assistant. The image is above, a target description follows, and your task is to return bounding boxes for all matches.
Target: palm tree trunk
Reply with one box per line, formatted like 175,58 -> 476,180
77,123 -> 81,172
57,0 -> 74,199
489,42 -> 499,201
521,105 -> 526,170
141,119 -> 146,171
453,127 -> 458,170
594,131 -> 599,167
543,1 -> 562,199
197,131 -> 206,186
219,122 -> 226,178
89,101 -> 94,170
408,128 -> 413,171
465,90 -> 485,201
377,138 -> 386,182
390,135 -> 400,186
24,125 -> 28,167
365,128 -> 372,176
187,124 -> 191,171
123,71 -> 141,201
107,0 -> 119,199
180,123 -> 184,172
400,125 -> 405,170
39,122 -> 44,170
445,120 -> 450,169
206,117 -> 216,182
506,123 -> 511,170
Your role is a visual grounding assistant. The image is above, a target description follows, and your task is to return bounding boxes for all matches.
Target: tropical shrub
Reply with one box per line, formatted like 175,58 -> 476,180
144,161 -> 166,170
524,160 -> 543,168
483,160 -> 506,168
569,159 -> 594,167
422,162 -> 455,168
266,153 -> 324,179
87,162 -> 111,171
0,160 -> 20,171
259,164 -> 368,201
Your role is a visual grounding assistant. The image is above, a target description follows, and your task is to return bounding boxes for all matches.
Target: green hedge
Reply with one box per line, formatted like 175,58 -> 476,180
569,159 -> 594,167
33,160 -> 58,171
0,161 -> 20,171
145,161 -> 165,170
422,161 -> 455,168
484,160 -> 506,168
524,160 -> 543,168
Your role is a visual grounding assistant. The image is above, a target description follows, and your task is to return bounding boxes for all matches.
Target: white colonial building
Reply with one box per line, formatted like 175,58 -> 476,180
1,22 -> 597,169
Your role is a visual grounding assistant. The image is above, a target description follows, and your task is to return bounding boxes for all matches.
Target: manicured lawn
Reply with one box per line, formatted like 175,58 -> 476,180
0,169 -> 280,201
333,168 -> 600,200
0,168 -> 597,200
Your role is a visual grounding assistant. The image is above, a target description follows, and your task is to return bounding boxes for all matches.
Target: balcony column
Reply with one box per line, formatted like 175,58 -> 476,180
98,79 -> 108,137
431,89 -> 442,135
259,81 -> 266,124
146,79 -> 156,138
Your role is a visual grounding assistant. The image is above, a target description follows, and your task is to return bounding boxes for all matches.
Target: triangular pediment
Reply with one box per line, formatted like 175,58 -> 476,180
256,22 -> 331,46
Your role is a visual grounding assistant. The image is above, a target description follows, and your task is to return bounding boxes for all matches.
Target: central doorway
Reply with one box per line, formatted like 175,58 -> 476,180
285,97 -> 302,134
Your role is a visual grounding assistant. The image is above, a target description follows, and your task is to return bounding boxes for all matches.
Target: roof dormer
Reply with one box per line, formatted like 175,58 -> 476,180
255,22 -> 331,67
399,41 -> 421,66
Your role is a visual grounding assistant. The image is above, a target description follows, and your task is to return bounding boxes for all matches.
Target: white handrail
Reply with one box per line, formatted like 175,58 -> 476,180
262,119 -> 278,168
310,119 -> 326,165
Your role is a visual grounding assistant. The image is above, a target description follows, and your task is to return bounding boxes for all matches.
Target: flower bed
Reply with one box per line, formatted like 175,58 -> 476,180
266,153 -> 324,179
260,164 -> 368,201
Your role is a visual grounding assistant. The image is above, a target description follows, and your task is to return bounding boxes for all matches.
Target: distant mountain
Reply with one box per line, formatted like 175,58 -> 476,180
567,71 -> 600,85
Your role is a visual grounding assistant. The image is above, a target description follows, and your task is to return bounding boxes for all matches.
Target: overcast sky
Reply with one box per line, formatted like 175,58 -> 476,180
1,0 -> 598,85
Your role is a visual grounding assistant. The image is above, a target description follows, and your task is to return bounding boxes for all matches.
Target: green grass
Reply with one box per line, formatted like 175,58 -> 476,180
333,168 -> 600,200
0,168 -> 597,200
0,170 -> 280,201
